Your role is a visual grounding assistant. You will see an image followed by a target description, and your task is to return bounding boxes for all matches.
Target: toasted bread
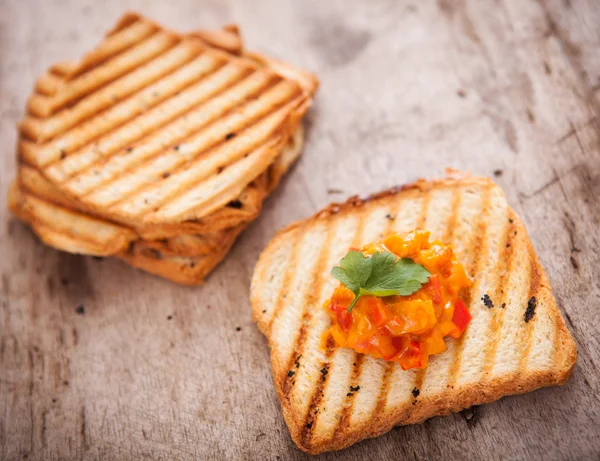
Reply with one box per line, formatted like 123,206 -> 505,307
10,124 -> 303,282
18,13 -> 317,228
250,173 -> 577,454
118,223 -> 246,285
17,161 -> 268,239
14,124 -> 303,248
133,226 -> 243,258
8,182 -> 137,256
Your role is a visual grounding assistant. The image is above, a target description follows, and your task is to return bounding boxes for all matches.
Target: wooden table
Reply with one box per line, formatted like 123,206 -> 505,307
1,1 -> 599,459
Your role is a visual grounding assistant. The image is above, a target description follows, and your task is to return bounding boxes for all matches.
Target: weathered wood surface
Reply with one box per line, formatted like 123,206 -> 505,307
1,0 -> 599,459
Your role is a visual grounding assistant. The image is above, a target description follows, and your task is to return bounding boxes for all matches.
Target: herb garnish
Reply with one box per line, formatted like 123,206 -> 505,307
331,250 -> 431,312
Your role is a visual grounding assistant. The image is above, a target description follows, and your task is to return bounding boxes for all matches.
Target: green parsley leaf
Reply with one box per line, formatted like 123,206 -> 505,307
331,250 -> 431,312
331,250 -> 372,293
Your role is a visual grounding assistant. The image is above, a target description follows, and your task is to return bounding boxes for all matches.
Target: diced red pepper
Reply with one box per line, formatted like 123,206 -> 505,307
330,301 -> 353,331
426,274 -> 443,306
452,299 -> 471,333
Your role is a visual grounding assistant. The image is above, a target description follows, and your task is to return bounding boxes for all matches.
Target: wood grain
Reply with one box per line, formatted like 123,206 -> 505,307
1,0 -> 599,460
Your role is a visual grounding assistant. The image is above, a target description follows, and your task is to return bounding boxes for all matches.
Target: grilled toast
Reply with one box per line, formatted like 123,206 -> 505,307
13,123 -> 301,245
18,12 -> 317,229
10,125 -> 304,283
251,173 -> 577,454
8,182 -> 137,256
118,223 -> 246,285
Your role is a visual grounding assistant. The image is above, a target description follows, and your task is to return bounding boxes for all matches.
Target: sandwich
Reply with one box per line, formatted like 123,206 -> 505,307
250,172 -> 577,454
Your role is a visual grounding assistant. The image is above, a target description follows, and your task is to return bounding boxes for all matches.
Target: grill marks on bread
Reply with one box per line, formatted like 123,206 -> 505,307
412,188 -> 463,403
331,199 -> 405,443
280,223 -> 338,398
18,13 -> 316,226
300,210 -> 370,445
443,186 -> 492,392
482,211 -> 518,377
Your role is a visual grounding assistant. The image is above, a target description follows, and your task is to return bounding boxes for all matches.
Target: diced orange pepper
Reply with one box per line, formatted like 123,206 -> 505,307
364,297 -> 387,327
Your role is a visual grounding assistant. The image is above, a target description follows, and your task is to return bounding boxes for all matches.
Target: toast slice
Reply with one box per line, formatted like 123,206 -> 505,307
11,125 -> 303,256
117,223 -> 246,285
250,173 -> 577,454
16,121 -> 304,241
18,12 -> 317,228
8,182 -> 138,256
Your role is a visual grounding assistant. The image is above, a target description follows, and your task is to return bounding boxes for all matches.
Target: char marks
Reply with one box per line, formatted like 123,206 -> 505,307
280,221 -> 338,397
444,186 -> 493,390
329,203 -> 403,441
266,229 -> 303,335
299,210 -> 370,448
345,197 -> 409,429
481,211 -> 518,376
518,243 -> 542,372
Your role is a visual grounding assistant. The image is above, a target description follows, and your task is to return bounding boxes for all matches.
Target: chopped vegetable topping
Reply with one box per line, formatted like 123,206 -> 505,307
324,230 -> 472,370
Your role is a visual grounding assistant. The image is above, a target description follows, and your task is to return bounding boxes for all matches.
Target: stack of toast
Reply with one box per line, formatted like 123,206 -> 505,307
8,13 -> 318,284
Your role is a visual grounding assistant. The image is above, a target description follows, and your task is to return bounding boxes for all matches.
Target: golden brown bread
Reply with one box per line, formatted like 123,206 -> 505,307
9,125 -> 304,283
7,11 -> 314,284
250,173 -> 577,454
18,12 -> 317,229
118,224 -> 247,285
